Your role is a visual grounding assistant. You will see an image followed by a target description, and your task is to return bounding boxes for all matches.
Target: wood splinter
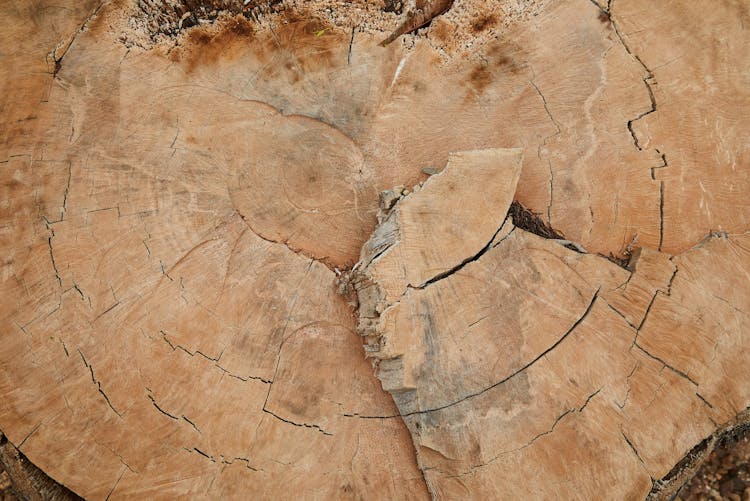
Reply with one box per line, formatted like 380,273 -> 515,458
381,0 -> 455,46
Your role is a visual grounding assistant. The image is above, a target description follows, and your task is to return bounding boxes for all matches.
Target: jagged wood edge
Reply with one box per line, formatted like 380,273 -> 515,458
648,408 -> 750,500
354,192 -> 750,499
0,432 -> 82,501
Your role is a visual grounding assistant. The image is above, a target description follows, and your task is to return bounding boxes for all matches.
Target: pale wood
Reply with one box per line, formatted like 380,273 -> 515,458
356,148 -> 522,303
0,0 -> 748,499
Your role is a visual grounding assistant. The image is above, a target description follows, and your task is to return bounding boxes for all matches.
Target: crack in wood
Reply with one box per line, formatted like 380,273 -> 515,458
529,79 -> 562,226
261,409 -> 332,436
160,330 -> 272,383
413,215 -> 512,290
48,1 -> 107,77
621,429 -> 655,481
448,387 -> 604,478
353,289 -> 602,419
77,349 -> 123,418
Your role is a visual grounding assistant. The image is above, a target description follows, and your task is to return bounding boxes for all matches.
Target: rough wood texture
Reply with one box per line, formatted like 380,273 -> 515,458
355,149 -> 750,498
0,433 -> 80,501
0,0 -> 748,499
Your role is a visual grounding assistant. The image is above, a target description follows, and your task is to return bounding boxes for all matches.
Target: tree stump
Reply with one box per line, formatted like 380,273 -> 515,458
0,0 -> 748,499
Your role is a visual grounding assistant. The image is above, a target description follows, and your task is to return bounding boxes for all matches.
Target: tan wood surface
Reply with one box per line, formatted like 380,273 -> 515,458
0,0 -> 748,499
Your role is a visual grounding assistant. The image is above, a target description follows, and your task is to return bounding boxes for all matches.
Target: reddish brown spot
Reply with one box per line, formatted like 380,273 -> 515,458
180,15 -> 256,73
497,54 -> 524,74
470,13 -> 497,34
227,16 -> 254,37
487,41 -> 527,75
185,28 -> 213,47
598,10 -> 611,24
468,64 -> 492,95
430,19 -> 452,43
212,17 -> 255,46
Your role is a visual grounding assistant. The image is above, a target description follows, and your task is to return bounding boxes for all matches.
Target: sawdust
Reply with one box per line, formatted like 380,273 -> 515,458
124,0 -> 546,55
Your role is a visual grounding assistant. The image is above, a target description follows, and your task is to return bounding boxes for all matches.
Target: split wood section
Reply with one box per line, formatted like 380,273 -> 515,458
354,148 -> 750,499
0,0 -> 748,499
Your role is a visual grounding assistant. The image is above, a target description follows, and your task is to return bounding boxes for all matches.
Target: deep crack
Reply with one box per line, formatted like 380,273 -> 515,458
621,429 -> 654,480
409,289 -> 600,417
48,1 -> 107,77
608,0 -> 658,151
414,215 -> 512,290
262,409 -> 332,436
78,350 -> 122,418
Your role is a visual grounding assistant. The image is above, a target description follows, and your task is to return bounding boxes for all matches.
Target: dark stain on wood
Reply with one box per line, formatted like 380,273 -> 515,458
468,64 -> 493,95
470,13 -> 497,34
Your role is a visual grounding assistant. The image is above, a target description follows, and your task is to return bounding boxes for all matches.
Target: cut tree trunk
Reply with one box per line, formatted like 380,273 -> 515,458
0,0 -> 748,499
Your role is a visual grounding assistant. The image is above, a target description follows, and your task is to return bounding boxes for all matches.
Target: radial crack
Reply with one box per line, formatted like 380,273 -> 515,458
78,350 -> 122,418
262,409 -> 332,436
48,1 -> 107,76
347,26 -> 355,65
415,215 -> 512,290
47,236 -> 62,288
146,389 -> 179,420
634,342 -> 699,387
529,79 -> 561,226
235,210 -> 334,271
658,180 -> 665,251
608,0 -> 661,152
621,429 -> 654,480
183,447 -> 262,471
160,331 -> 222,362
159,331 -> 272,383
105,468 -> 125,501
452,388 -> 603,478
695,392 -> 715,410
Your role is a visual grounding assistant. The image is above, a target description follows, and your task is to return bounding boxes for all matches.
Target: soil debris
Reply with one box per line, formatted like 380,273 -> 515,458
508,201 -> 563,240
